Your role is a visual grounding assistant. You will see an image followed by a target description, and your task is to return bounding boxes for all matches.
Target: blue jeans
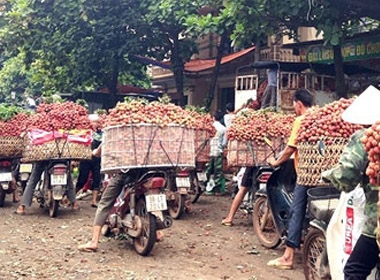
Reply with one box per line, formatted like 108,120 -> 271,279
285,184 -> 308,248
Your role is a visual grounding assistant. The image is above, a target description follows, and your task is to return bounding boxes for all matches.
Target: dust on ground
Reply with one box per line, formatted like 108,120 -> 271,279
0,192 -> 305,280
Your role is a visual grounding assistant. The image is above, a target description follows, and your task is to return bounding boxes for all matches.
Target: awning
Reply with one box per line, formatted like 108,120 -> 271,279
184,46 -> 255,72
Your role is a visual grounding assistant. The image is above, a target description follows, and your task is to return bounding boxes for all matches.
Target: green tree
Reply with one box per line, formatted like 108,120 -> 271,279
186,2 -> 235,111
144,0 -> 200,106
0,0 -> 155,108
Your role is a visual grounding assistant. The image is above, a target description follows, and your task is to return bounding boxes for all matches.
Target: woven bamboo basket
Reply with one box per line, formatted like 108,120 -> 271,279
194,129 -> 211,163
297,137 -> 348,186
101,124 -> 195,172
23,139 -> 92,162
226,137 -> 284,167
0,136 -> 24,158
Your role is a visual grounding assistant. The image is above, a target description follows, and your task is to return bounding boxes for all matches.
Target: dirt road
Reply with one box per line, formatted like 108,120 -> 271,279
0,193 -> 305,280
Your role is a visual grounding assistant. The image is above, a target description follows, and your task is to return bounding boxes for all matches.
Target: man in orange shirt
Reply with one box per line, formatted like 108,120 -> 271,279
266,89 -> 313,269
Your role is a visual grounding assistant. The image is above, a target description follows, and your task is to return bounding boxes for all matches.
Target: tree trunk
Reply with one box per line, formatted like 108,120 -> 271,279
171,37 -> 186,107
106,59 -> 119,109
204,32 -> 229,111
333,44 -> 348,99
253,40 -> 261,76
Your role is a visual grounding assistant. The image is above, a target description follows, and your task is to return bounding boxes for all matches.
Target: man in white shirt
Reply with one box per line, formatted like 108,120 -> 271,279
206,110 -> 227,195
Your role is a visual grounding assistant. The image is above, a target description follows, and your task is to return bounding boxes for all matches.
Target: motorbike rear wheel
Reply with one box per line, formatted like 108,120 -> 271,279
48,190 -> 59,218
303,228 -> 328,280
188,175 -> 203,204
168,193 -> 185,219
189,184 -> 202,204
133,197 -> 157,256
0,191 -> 5,207
252,196 -> 281,249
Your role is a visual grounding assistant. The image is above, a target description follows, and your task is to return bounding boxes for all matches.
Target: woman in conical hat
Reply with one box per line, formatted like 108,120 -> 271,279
323,85 -> 380,280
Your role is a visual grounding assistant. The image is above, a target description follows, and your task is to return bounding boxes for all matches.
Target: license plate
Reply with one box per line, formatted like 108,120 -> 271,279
145,194 -> 167,212
0,172 -> 12,182
197,172 -> 207,182
51,174 -> 67,186
53,185 -> 63,200
176,177 -> 191,188
2,183 -> 9,190
20,163 -> 33,173
259,183 -> 266,190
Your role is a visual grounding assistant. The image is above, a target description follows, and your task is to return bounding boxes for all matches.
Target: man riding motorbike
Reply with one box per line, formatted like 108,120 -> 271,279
77,144 -> 164,252
266,89 -> 313,270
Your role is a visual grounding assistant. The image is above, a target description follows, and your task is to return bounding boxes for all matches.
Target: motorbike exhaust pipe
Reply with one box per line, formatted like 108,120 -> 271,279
156,215 -> 173,230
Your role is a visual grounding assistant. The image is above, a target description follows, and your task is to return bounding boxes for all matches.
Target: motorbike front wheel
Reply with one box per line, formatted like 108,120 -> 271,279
168,193 -> 185,219
133,198 -> 157,256
252,196 -> 281,249
303,228 -> 329,280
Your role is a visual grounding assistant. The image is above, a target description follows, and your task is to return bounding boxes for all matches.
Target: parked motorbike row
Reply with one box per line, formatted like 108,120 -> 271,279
1,141 -> 345,265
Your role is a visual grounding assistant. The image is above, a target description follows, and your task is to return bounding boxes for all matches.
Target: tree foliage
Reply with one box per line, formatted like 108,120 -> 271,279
143,0 -> 201,106
0,0 -> 154,108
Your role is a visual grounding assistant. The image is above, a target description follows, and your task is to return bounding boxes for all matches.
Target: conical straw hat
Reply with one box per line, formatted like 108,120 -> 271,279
342,85 -> 380,125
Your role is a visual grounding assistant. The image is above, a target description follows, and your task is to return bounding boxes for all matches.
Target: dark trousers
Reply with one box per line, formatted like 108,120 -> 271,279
344,234 -> 379,280
75,157 -> 101,191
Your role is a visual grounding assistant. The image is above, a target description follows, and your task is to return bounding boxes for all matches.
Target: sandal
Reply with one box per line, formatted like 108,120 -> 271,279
15,206 -> 25,215
266,258 -> 293,270
78,243 -> 98,252
221,220 -> 233,226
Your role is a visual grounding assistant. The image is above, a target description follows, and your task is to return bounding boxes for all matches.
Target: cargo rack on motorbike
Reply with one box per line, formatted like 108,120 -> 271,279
227,136 -> 285,167
22,129 -> 92,162
0,136 -> 24,159
101,123 -> 195,172
307,186 -> 340,221
297,137 -> 348,186
194,129 -> 211,163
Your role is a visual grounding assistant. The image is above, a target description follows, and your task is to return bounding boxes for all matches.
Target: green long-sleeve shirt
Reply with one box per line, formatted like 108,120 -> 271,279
322,129 -> 378,238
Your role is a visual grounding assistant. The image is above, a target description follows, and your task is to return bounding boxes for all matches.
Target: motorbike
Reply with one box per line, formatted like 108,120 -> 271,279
101,168 -> 173,256
165,168 -> 192,219
188,161 -> 207,204
236,165 -> 274,215
0,158 -> 16,207
303,186 -> 340,280
253,159 -> 296,248
17,161 -> 33,194
35,159 -> 73,217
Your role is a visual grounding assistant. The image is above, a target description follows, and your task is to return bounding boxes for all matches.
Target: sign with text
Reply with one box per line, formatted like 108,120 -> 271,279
301,36 -> 380,63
